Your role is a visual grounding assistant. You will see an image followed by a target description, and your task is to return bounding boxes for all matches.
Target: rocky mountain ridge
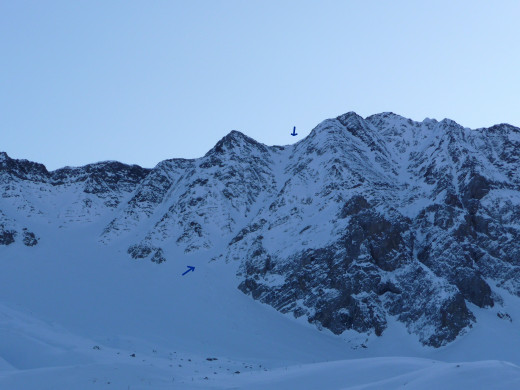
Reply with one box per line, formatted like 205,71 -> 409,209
2,112 -> 520,347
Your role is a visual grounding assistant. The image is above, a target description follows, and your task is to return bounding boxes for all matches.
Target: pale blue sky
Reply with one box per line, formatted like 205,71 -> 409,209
1,1 -> 520,170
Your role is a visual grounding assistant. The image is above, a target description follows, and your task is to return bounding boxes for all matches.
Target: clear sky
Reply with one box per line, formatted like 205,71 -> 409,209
2,1 -> 520,170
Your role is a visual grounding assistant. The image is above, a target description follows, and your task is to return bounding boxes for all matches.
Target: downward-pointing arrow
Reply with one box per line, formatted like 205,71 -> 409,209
182,266 -> 195,276
291,126 -> 298,136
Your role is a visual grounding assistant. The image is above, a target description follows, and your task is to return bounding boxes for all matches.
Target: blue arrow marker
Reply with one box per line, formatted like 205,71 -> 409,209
182,265 -> 195,276
291,126 -> 298,136
182,266 -> 195,276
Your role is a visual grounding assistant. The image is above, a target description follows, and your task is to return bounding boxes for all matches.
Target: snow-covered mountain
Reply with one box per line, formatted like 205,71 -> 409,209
2,112 -> 520,388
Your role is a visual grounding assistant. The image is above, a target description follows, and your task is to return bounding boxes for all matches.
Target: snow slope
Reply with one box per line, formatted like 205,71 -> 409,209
1,229 -> 520,389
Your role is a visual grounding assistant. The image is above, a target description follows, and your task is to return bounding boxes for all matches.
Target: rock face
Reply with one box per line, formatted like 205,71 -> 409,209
2,112 -> 520,347
22,229 -> 38,246
223,113 -> 520,347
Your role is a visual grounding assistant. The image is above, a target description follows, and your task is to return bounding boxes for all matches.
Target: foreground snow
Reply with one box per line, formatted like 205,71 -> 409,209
0,301 -> 519,390
1,339 -> 520,390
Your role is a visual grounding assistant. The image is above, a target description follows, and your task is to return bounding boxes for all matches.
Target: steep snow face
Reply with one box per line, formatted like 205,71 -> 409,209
1,112 -> 520,348
226,112 -> 520,347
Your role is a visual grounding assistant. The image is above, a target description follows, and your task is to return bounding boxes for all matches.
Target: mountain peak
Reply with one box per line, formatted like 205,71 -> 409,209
365,112 -> 418,132
227,129 -> 247,138
205,130 -> 268,157
220,129 -> 256,144
367,111 -> 405,120
336,111 -> 364,127
0,152 -> 49,180
439,118 -> 461,127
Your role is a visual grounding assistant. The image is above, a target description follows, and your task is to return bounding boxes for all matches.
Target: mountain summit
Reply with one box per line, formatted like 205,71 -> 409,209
2,111 -> 520,347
